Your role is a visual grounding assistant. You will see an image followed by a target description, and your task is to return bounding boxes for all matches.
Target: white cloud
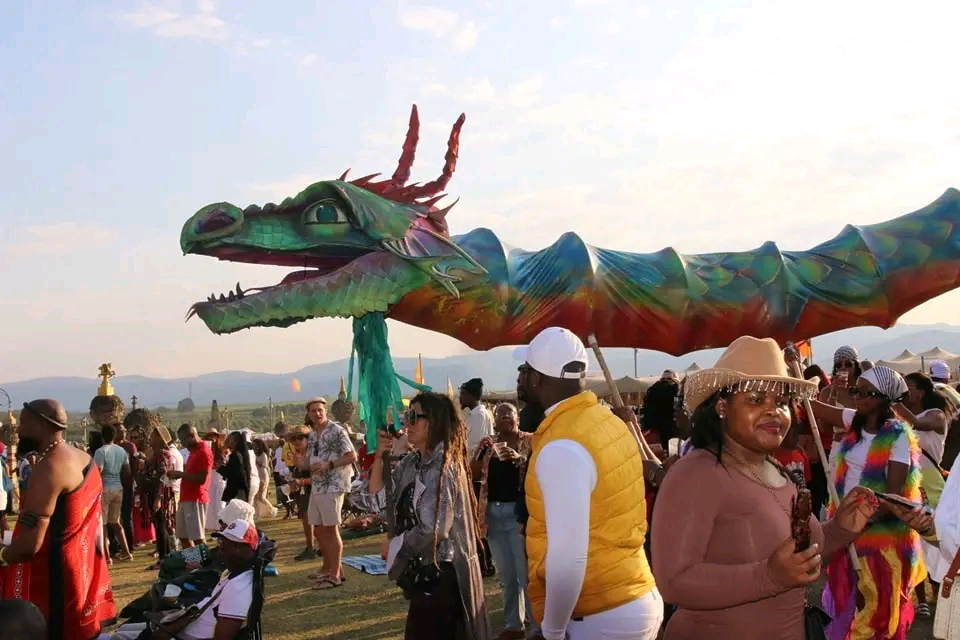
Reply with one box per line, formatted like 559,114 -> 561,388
120,1 -> 228,41
697,14 -> 714,36
8,223 -> 119,258
572,0 -> 608,6
420,82 -> 449,97
635,6 -> 651,18
549,16 -> 568,30
507,76 -> 543,108
605,20 -> 620,34
459,77 -> 496,103
451,20 -> 479,52
296,53 -> 319,68
397,4 -> 480,52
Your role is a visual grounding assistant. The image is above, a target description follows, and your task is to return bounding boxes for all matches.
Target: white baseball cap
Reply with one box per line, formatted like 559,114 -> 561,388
930,360 -> 950,381
212,518 -> 259,550
514,327 -> 589,379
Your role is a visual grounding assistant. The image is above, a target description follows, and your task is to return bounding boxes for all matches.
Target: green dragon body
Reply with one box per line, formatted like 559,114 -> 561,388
181,106 -> 960,355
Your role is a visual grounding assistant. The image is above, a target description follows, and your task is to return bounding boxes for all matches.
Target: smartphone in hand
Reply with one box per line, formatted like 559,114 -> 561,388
874,491 -> 933,515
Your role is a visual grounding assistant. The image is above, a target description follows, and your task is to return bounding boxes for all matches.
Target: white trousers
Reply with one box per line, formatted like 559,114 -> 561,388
566,588 -> 664,640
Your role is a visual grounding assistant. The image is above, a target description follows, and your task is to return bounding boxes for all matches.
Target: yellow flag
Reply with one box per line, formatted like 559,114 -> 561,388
447,377 -> 456,399
415,354 -> 424,385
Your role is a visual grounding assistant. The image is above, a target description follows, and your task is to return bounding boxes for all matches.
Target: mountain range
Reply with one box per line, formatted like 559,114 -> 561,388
3,323 -> 960,413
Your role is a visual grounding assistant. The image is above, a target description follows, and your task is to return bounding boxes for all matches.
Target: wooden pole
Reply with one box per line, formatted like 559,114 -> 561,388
786,352 -> 861,572
587,334 -> 657,461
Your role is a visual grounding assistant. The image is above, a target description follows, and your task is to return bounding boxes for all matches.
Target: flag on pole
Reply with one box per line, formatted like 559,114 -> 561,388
415,354 -> 424,385
795,339 -> 813,364
446,377 -> 456,399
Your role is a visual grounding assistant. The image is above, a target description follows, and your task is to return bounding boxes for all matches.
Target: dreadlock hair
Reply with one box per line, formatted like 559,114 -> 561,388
410,391 -> 483,564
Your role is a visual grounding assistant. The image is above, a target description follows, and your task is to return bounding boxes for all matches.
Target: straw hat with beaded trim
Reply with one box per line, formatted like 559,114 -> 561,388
683,336 -> 820,413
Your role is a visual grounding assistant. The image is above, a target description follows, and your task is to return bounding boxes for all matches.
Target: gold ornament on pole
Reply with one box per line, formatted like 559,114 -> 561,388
97,363 -> 116,396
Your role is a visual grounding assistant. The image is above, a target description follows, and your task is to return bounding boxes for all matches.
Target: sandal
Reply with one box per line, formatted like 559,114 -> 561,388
308,571 -> 347,582
313,577 -> 341,590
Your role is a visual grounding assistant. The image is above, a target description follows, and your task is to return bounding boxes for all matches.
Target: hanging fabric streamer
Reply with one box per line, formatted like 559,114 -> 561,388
351,312 -> 432,450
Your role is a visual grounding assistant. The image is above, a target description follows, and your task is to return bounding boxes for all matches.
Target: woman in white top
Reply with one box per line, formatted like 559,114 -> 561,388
897,371 -> 954,616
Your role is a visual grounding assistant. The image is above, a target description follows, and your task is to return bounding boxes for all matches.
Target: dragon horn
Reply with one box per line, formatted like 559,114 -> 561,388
390,104 -> 420,187
338,169 -> 350,181
351,173 -> 381,186
406,113 -> 465,200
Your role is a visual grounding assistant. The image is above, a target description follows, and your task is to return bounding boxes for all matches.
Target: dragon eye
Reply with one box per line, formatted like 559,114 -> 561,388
302,200 -> 349,225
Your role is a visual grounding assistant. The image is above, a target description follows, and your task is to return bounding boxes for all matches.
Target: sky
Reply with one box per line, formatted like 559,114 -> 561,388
2,0 -> 959,382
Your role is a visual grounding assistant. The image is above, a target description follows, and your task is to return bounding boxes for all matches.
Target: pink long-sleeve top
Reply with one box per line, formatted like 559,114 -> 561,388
651,448 -> 856,640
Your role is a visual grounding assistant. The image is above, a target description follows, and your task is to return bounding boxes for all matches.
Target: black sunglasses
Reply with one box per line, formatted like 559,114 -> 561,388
835,360 -> 857,369
849,388 -> 885,398
405,409 -> 428,424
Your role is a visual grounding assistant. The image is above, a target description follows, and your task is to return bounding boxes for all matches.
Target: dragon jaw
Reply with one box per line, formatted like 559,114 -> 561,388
180,179 -> 487,334
181,106 -> 487,335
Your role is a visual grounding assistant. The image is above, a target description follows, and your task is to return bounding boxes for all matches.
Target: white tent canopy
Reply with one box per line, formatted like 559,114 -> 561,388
876,347 -> 960,376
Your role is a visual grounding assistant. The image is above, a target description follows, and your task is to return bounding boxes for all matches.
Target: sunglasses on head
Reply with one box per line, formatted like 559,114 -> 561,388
849,388 -> 885,398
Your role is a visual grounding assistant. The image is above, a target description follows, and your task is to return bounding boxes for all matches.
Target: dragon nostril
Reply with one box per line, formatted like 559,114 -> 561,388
196,209 -> 238,235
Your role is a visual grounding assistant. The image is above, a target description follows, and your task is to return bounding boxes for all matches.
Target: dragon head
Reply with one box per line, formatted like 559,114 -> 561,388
180,106 -> 487,334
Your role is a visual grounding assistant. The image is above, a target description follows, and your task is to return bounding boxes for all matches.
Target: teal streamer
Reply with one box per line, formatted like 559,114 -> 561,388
395,373 -> 432,394
351,313 -> 411,450
346,346 -> 356,402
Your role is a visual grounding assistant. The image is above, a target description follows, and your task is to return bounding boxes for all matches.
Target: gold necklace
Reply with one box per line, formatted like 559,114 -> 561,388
722,448 -> 792,517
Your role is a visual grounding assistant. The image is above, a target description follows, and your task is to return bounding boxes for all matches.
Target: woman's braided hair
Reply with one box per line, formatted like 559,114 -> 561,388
410,392 -> 483,564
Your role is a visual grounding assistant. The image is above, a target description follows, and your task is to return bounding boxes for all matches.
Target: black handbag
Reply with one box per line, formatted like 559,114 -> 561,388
396,556 -> 442,593
804,603 -> 831,640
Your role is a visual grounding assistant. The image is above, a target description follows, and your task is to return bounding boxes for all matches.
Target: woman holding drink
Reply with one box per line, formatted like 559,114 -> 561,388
470,403 -> 537,640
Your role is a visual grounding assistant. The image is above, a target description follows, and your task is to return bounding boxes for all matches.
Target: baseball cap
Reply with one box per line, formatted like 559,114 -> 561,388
513,327 -> 588,379
930,360 -> 950,381
212,519 -> 259,550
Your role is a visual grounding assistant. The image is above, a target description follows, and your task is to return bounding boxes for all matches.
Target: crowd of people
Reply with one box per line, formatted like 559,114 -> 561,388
2,328 -> 960,639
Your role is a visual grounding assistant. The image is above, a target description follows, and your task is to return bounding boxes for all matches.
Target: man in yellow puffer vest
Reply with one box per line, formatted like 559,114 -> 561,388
516,327 -> 663,640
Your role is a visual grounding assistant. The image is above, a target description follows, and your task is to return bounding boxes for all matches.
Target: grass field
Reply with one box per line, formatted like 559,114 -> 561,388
105,514 -> 936,640
106,515 -> 508,639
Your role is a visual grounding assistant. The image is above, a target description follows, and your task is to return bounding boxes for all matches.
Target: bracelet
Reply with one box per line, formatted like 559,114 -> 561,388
0,546 -> 7,568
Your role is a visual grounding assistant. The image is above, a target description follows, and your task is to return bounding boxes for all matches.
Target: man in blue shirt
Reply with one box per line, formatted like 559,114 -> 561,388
94,424 -> 132,562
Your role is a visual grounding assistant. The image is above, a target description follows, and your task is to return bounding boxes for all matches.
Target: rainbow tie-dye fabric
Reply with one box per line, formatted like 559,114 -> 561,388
824,418 -> 926,640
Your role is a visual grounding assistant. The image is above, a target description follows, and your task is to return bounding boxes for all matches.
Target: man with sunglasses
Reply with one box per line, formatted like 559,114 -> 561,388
517,327 -> 662,640
305,397 -> 357,588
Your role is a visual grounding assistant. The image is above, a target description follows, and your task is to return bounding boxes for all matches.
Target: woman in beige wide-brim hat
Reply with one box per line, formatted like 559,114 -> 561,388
650,336 -> 881,640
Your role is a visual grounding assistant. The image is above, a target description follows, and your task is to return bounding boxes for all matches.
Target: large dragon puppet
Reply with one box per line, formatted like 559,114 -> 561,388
180,106 -> 960,436
181,106 -> 960,431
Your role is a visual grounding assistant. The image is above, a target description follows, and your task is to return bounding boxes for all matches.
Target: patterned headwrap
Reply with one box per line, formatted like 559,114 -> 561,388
833,345 -> 860,363
860,366 -> 908,401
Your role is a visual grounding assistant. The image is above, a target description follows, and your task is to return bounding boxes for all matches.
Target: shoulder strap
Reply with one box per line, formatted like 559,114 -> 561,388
921,447 -> 944,470
943,548 -> 960,589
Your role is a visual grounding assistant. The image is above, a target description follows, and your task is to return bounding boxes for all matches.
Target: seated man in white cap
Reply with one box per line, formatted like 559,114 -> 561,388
109,518 -> 260,640
516,327 -> 662,640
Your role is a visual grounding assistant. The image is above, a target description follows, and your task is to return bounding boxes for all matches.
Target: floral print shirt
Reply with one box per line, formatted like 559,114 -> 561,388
308,421 -> 356,494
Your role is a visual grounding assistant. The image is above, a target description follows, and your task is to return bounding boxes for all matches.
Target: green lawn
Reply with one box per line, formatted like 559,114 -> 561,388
107,515 -> 507,639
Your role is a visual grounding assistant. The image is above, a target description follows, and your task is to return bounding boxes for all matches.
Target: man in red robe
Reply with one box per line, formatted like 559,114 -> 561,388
0,399 -> 116,640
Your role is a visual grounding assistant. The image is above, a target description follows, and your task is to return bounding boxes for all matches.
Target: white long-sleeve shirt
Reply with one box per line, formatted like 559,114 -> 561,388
535,438 -> 596,640
463,404 -> 495,455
